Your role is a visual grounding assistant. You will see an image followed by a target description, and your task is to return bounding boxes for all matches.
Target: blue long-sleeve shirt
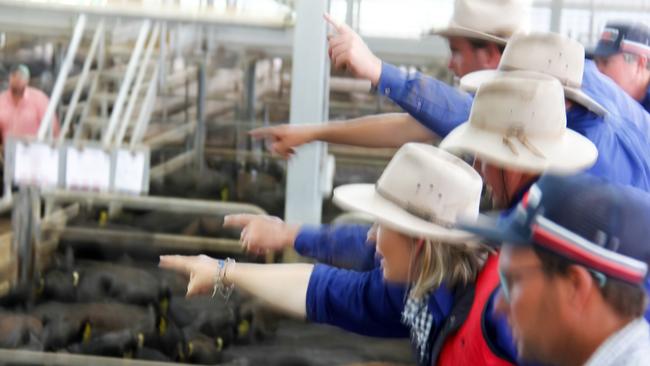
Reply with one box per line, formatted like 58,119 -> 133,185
580,60 -> 650,136
377,63 -> 473,138
642,86 -> 650,114
377,61 -> 650,192
301,225 -> 518,363
295,225 -> 377,270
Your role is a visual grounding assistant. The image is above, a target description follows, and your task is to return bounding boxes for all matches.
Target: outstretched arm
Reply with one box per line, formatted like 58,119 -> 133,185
324,13 -> 473,139
159,255 -> 312,319
159,255 -> 412,338
249,113 -> 436,158
224,214 -> 378,270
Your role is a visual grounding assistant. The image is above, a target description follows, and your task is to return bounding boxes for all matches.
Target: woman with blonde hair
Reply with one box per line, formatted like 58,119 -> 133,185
160,143 -> 516,365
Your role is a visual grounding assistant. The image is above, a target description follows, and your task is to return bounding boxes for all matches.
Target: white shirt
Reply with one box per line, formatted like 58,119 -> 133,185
584,318 -> 650,366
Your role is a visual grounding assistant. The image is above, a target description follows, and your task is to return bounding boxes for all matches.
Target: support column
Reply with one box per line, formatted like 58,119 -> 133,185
550,0 -> 563,33
284,0 -> 330,225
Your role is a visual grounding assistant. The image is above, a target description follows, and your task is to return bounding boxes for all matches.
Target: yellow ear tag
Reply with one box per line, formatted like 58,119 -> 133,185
82,323 -> 92,343
237,320 -> 250,338
220,187 -> 229,201
158,316 -> 167,336
98,211 -> 108,226
187,342 -> 194,357
177,343 -> 186,361
137,333 -> 145,348
72,271 -> 79,287
215,337 -> 223,352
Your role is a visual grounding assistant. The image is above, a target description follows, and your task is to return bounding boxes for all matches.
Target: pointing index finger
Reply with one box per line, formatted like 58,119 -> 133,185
249,126 -> 276,139
223,214 -> 257,228
323,13 -> 346,34
159,255 -> 193,277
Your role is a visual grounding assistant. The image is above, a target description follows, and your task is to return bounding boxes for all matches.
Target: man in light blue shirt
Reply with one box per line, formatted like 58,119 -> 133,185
593,21 -> 650,114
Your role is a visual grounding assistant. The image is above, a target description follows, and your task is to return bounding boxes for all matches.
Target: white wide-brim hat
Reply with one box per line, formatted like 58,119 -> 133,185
433,24 -> 509,45
441,72 -> 598,174
430,0 -> 532,45
460,32 -> 607,116
333,143 -> 483,242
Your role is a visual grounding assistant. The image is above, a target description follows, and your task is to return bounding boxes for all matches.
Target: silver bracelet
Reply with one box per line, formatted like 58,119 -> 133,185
212,257 -> 236,302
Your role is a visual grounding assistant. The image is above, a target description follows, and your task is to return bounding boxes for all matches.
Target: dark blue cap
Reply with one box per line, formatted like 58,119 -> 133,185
461,174 -> 650,285
593,21 -> 650,58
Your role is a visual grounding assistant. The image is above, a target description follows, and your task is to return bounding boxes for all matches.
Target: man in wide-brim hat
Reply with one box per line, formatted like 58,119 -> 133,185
251,0 -> 531,157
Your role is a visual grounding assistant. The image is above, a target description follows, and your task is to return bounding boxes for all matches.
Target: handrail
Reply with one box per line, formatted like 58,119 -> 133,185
58,20 -> 104,144
130,64 -> 159,149
37,14 -> 87,141
42,189 -> 268,216
101,20 -> 151,148
74,27 -> 105,143
115,22 -> 161,147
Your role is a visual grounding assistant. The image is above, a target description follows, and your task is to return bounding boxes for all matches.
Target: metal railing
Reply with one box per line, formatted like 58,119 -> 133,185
115,22 -> 161,147
37,14 -> 87,141
59,20 -> 105,144
101,20 -> 152,148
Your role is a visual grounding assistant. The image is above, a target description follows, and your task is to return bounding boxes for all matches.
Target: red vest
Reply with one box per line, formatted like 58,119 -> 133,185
437,254 -> 514,366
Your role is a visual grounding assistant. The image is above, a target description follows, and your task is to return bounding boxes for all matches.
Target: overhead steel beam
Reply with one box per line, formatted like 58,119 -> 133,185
0,1 -> 447,66
0,0 -> 292,28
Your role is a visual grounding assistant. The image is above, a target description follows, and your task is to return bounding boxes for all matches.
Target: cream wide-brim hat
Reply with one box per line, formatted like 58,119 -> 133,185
333,184 -> 475,242
440,114 -> 598,174
429,0 -> 532,45
333,144 -> 482,243
432,24 -> 509,45
460,70 -> 608,116
442,72 -> 598,174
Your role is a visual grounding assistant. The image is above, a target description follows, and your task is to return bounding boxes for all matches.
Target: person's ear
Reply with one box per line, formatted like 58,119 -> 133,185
485,43 -> 502,69
564,265 -> 595,310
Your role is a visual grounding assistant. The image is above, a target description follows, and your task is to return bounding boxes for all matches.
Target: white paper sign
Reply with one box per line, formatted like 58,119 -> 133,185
65,147 -> 111,192
114,149 -> 147,194
13,142 -> 59,188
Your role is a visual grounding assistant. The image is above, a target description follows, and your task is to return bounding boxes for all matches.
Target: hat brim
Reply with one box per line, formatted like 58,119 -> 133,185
429,24 -> 508,45
333,184 -> 476,243
457,212 -> 531,248
592,42 -> 621,58
460,70 -> 608,116
440,121 -> 598,174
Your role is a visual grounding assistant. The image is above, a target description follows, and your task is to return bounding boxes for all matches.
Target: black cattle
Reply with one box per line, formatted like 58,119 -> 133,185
39,270 -> 77,302
33,302 -> 157,348
139,265 -> 188,298
168,295 -> 236,346
74,261 -> 166,306
141,314 -> 184,361
67,329 -> 140,357
181,328 -> 223,365
41,318 -> 88,351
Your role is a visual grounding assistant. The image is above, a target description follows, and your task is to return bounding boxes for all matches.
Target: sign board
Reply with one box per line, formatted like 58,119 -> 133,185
113,148 -> 149,195
65,146 -> 111,192
13,142 -> 60,188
